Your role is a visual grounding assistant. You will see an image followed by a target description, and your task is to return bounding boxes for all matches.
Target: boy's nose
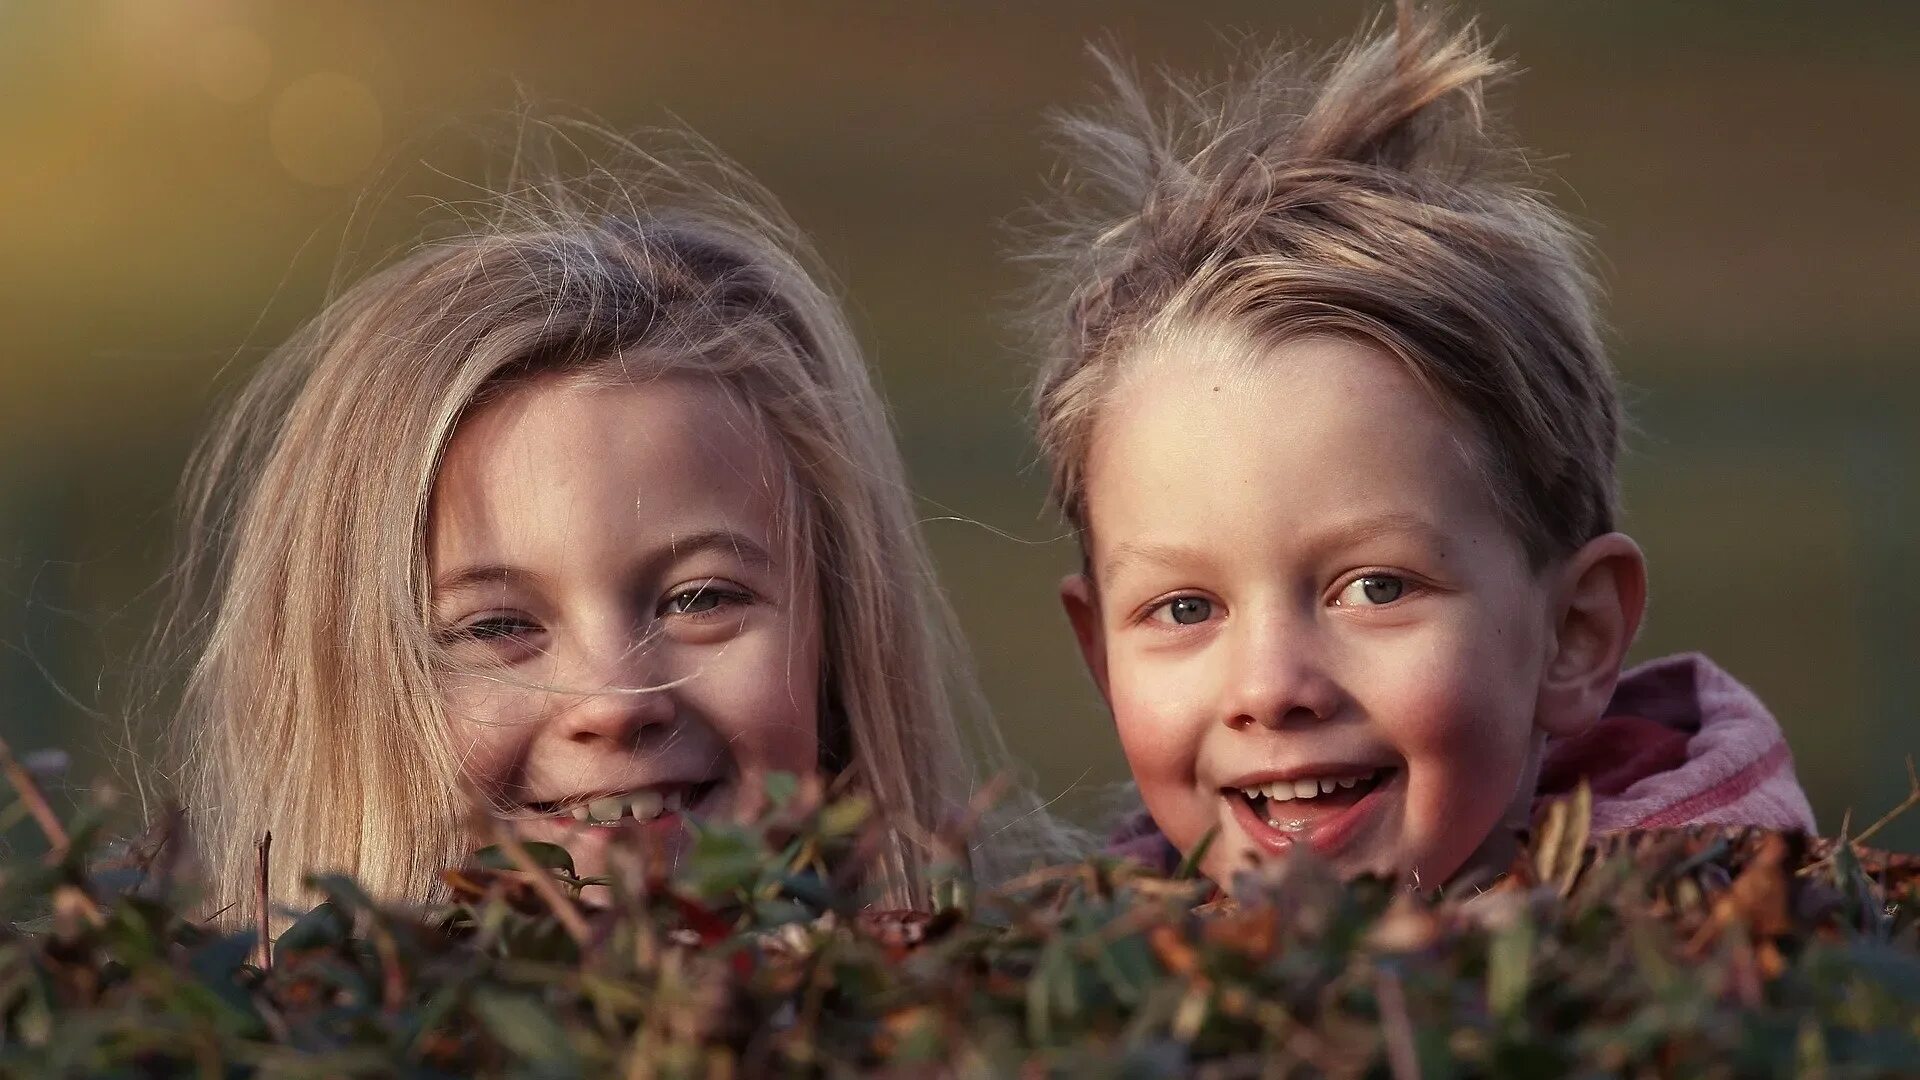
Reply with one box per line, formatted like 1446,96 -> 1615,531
1218,617 -> 1342,730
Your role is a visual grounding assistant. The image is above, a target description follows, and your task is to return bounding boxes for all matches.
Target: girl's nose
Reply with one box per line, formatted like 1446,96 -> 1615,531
551,634 -> 676,747
1218,615 -> 1343,730
554,680 -> 676,747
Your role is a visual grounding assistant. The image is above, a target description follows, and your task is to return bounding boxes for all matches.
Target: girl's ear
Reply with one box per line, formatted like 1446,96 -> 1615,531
1059,573 -> 1112,704
1536,532 -> 1648,738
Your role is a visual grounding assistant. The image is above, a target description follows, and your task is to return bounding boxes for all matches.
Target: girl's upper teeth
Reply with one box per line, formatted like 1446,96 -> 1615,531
629,790 -> 664,820
1241,769 -> 1375,802
573,789 -> 683,824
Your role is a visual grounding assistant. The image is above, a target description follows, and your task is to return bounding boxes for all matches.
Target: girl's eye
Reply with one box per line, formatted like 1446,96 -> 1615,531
1335,574 -> 1407,607
1151,596 -> 1215,626
445,614 -> 539,643
660,581 -> 751,618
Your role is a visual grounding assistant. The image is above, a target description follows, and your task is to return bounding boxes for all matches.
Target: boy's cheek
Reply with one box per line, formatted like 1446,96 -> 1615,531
1109,684 -> 1214,849
1388,681 -> 1538,880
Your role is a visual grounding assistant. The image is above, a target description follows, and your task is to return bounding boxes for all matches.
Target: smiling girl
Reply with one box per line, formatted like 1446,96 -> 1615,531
165,134 -> 1028,922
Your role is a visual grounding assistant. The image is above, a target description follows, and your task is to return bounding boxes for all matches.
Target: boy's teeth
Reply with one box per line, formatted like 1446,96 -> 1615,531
570,805 -> 591,822
588,797 -> 626,823
1242,769 -> 1379,804
663,789 -> 685,813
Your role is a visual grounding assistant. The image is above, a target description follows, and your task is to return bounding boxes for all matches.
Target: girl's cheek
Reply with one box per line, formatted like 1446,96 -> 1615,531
687,623 -> 821,775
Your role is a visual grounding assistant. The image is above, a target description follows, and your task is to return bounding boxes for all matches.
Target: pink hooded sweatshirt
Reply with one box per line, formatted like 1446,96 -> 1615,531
1106,652 -> 1818,874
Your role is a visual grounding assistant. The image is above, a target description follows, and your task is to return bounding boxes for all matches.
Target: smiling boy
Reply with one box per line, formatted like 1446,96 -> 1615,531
1028,14 -> 1815,889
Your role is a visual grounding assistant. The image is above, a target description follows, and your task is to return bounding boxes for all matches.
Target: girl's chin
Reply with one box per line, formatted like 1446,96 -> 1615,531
504,807 -> 698,888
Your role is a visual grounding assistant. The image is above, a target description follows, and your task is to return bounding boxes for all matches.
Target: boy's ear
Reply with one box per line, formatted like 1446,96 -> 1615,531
1059,572 -> 1111,704
1537,532 -> 1648,738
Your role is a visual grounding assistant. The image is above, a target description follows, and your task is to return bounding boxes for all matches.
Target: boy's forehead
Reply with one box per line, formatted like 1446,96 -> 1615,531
1085,332 -> 1514,570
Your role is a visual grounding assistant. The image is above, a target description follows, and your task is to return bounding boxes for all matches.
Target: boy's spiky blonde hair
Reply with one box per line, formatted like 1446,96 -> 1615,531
1031,7 -> 1618,566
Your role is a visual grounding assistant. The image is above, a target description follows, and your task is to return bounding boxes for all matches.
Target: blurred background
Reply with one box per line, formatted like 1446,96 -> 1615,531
2,1 -> 1916,850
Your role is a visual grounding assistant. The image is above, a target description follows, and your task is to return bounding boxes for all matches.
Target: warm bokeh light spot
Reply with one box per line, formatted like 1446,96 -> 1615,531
195,25 -> 271,103
268,72 -> 382,187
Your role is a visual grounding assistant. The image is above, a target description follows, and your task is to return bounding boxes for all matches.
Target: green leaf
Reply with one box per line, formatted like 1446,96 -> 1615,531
308,872 -> 380,914
761,771 -> 800,809
470,988 -> 574,1064
683,826 -> 767,896
1175,826 -> 1218,880
275,900 -> 351,956
817,794 -> 872,838
1487,917 -> 1534,1023
467,842 -> 576,876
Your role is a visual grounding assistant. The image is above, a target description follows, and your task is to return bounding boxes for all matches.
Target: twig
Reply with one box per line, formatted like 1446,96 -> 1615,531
1799,756 -> 1920,878
0,735 -> 69,859
254,832 -> 272,971
1376,965 -> 1422,1080
1846,756 -> 1920,851
373,925 -> 407,1012
485,817 -> 592,947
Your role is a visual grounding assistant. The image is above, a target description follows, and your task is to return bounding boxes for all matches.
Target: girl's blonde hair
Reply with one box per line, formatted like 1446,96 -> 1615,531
1030,7 -> 1618,567
165,130 -> 1021,920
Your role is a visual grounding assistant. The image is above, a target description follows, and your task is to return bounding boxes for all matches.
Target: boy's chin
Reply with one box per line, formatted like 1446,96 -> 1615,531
1197,767 -> 1405,883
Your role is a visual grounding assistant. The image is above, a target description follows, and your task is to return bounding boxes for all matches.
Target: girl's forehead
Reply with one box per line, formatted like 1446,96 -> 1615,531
426,374 -> 799,573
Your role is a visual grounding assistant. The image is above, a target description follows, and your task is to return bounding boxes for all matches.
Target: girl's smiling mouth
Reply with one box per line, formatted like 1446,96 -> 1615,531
501,778 -> 725,826
1222,765 -> 1400,858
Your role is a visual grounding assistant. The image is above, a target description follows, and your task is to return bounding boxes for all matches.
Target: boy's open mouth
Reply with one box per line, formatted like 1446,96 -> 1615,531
1223,766 -> 1396,853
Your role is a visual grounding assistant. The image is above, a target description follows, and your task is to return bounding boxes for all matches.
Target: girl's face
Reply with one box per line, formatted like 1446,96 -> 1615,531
1062,332 -> 1559,890
428,373 -> 821,886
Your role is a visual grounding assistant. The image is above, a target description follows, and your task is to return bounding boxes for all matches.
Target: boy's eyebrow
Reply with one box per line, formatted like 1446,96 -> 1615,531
1101,540 -> 1208,580
1307,512 -> 1457,557
1100,513 -> 1455,580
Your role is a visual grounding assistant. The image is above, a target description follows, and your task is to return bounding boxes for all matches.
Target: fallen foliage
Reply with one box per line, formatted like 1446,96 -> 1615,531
2,753 -> 1918,1078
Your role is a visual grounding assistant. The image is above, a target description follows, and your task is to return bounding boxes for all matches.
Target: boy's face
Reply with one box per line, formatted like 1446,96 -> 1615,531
1064,331 -> 1567,888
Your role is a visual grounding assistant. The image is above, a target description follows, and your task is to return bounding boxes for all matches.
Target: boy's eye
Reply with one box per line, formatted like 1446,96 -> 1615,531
1152,596 -> 1215,626
1335,575 -> 1406,606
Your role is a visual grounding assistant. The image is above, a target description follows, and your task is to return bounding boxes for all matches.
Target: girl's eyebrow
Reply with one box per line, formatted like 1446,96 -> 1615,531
432,564 -> 547,596
661,528 -> 777,571
432,529 -> 778,596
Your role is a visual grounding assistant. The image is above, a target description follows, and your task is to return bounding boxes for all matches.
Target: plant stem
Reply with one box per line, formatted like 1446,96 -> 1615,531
0,735 -> 68,859
255,831 -> 272,971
